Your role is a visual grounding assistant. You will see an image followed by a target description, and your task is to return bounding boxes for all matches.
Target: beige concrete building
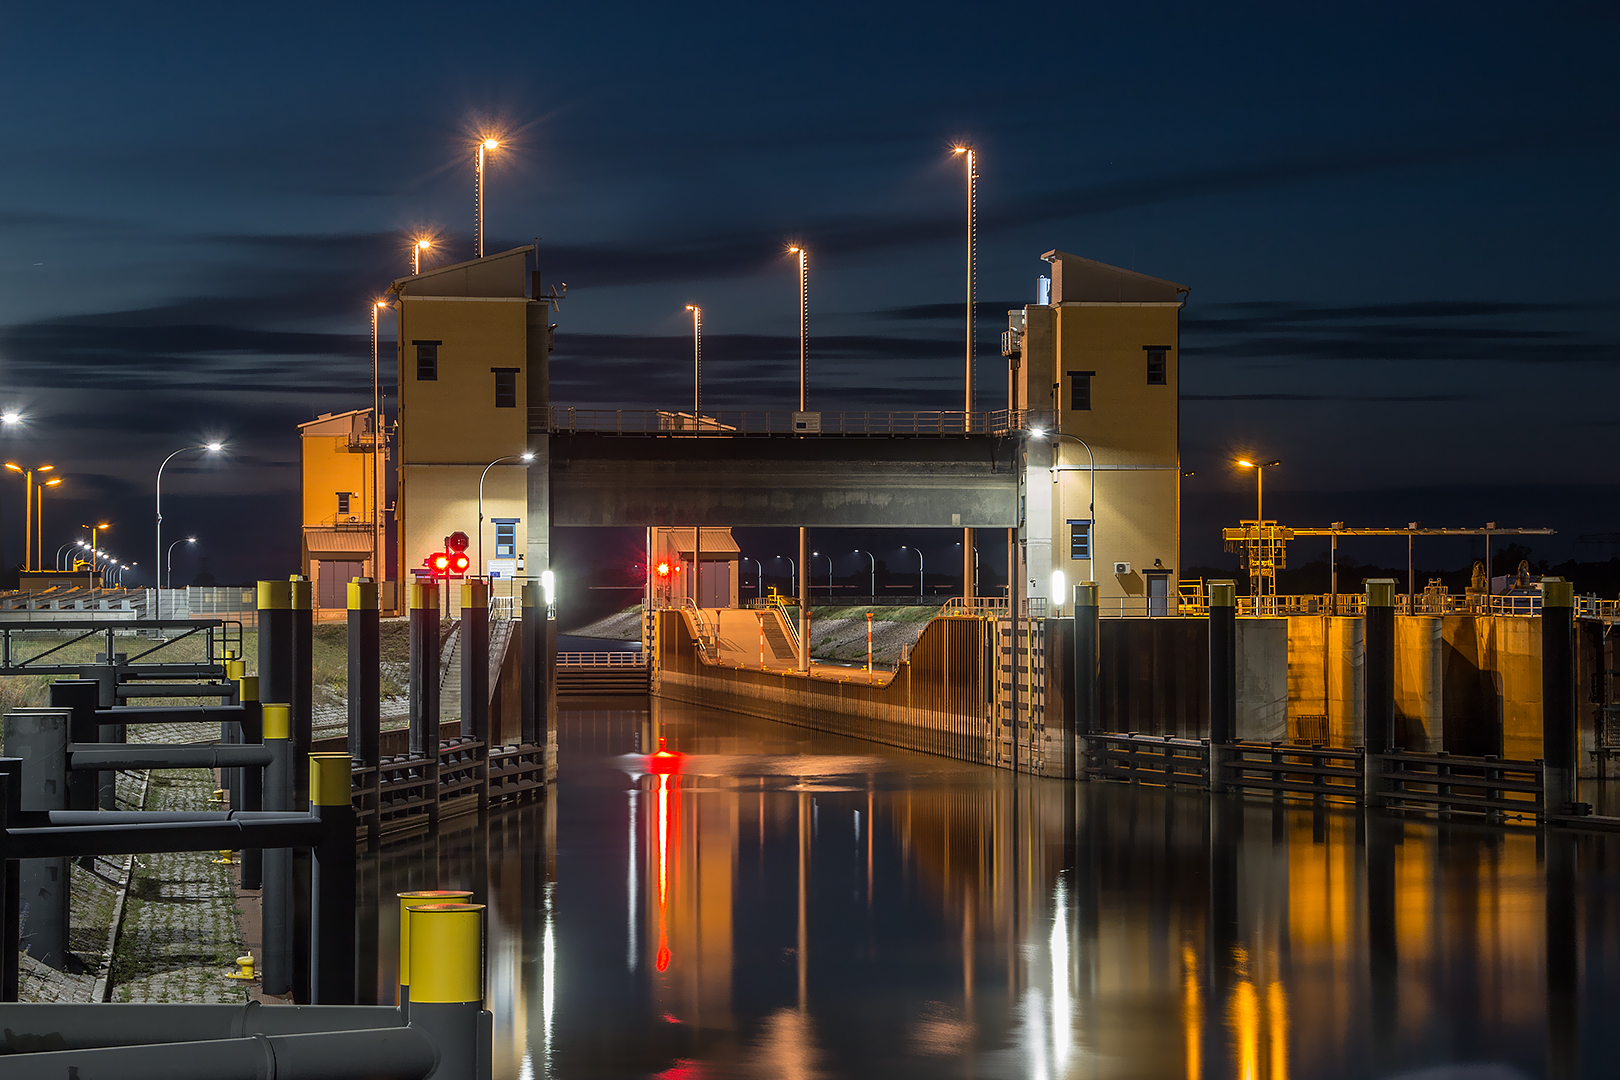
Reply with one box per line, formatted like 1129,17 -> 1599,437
1009,250 -> 1186,610
298,408 -> 387,610
387,247 -> 548,605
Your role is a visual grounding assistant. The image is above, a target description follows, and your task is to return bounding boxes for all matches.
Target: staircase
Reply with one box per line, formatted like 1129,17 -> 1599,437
760,611 -> 796,662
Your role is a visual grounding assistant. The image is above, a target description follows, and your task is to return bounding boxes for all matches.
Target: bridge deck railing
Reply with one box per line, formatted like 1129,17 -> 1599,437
534,407 -> 1054,437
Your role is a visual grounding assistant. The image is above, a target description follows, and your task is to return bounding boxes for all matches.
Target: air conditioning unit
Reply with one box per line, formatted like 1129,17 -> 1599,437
1113,562 -> 1131,575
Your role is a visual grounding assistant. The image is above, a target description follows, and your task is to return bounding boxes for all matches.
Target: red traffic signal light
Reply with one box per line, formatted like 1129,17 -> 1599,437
451,552 -> 470,574
429,552 -> 451,573
446,531 -> 470,553
656,561 -> 670,577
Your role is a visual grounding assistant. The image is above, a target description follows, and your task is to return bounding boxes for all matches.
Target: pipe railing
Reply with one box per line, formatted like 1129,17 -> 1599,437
534,406 -> 1055,437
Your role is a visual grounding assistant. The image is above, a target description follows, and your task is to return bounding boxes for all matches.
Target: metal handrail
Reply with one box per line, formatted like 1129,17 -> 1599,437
766,596 -> 800,651
533,407 -> 1056,437
556,651 -> 647,668
681,598 -> 717,656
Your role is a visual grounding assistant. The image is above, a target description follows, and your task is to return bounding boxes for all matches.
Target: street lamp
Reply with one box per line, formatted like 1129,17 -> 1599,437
741,557 -> 763,600
157,443 -> 222,593
899,545 -> 924,599
684,305 -> 702,419
853,549 -> 875,598
36,476 -> 62,574
953,145 -> 978,600
1235,459 -> 1282,521
788,244 -> 811,670
55,542 -> 75,570
810,550 -> 835,603
81,524 -> 110,574
412,238 -> 432,276
475,136 -> 501,258
0,412 -> 20,425
954,542 -> 980,594
167,537 -> 197,589
775,555 -> 796,597
5,462 -> 54,571
1032,427 -> 1097,580
479,451 -> 534,578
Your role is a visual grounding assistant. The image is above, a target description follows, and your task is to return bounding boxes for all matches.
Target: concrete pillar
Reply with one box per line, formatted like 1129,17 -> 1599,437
521,581 -> 546,746
1207,582 -> 1236,792
1364,579 -> 1396,754
48,680 -> 99,812
1073,582 -> 1099,776
1542,578 -> 1578,815
4,710 -> 69,969
797,527 -> 810,671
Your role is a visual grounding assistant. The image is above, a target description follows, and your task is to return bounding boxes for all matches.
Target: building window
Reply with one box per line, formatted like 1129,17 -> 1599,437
1145,346 -> 1168,385
1066,370 -> 1094,411
336,492 -> 351,515
491,368 -> 518,408
1069,520 -> 1092,561
414,341 -> 440,381
494,521 -> 517,558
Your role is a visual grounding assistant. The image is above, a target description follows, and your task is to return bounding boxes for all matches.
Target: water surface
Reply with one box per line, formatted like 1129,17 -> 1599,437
366,698 -> 1620,1079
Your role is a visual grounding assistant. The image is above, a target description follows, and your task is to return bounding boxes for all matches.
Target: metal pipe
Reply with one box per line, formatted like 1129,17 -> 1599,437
4,711 -> 70,969
237,679 -> 263,890
65,745 -> 271,770
0,1001 -> 406,1050
3,816 -> 323,860
92,705 -> 247,721
0,1025 -> 437,1080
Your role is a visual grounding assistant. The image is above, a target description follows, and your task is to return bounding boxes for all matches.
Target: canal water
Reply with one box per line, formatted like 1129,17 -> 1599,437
366,699 -> 1620,1079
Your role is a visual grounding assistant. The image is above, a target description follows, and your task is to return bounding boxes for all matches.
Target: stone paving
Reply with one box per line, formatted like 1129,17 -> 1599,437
107,722 -> 250,1004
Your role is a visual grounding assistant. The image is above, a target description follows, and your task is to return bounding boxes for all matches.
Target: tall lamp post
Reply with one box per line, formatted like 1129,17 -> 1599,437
953,145 -> 977,599
811,551 -> 835,604
475,137 -> 500,258
4,462 -> 54,571
0,411 -> 19,581
789,245 -> 810,671
684,305 -> 702,418
775,556 -> 796,598
371,300 -> 389,587
853,549 -> 875,598
82,525 -> 110,574
167,537 -> 197,590
156,443 -> 223,594
412,238 -> 432,276
35,476 -> 62,573
900,545 -> 924,599
741,557 -> 763,600
1236,459 -> 1282,521
478,451 -> 534,579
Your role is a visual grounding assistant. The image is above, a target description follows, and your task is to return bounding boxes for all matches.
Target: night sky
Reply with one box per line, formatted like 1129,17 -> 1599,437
3,3 -> 1616,601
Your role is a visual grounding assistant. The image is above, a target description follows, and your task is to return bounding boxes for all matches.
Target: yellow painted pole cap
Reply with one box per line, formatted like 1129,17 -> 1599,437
397,890 -> 475,985
348,579 -> 378,610
237,675 -> 259,703
257,580 -> 291,610
262,704 -> 290,739
406,903 -> 485,1004
308,753 -> 351,806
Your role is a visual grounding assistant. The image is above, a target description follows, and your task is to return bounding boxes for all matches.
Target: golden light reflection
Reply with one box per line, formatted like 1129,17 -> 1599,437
655,771 -> 673,973
1183,944 -> 1202,1080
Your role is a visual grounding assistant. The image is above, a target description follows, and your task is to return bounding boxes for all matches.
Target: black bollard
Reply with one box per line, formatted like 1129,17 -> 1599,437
260,703 -> 294,997
238,675 -> 264,891
49,680 -> 100,812
4,711 -> 69,969
257,581 -> 293,716
1072,582 -> 1099,779
289,576 -> 314,807
461,580 -> 490,815
404,902 -> 491,1080
409,582 -> 440,759
520,581 -> 545,747
1364,579 -> 1397,806
1207,581 -> 1237,792
348,579 -> 381,840
1542,578 -> 1578,816
309,753 -> 357,1005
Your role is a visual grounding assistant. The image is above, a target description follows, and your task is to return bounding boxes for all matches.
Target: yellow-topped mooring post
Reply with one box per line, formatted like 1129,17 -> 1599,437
309,753 -> 357,1004
409,581 -> 440,760
461,580 -> 490,761
405,902 -> 492,1080
260,701 -> 294,998
395,889 -> 475,1005
348,578 -> 382,839
1207,580 -> 1237,793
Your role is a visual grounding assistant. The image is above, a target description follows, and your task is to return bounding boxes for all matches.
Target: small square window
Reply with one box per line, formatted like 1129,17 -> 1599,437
1069,520 -> 1092,561
1145,346 -> 1168,385
414,341 -> 439,381
493,369 -> 517,408
337,492 -> 351,515
1066,370 -> 1093,411
495,522 -> 517,558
